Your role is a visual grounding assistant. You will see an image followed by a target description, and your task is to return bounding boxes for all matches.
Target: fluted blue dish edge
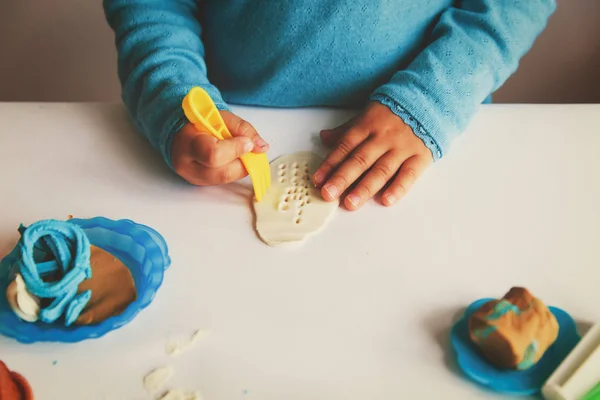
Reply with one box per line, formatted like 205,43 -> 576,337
0,217 -> 171,344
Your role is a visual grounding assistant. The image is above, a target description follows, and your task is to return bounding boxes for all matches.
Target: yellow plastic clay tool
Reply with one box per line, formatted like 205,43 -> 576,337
182,87 -> 271,202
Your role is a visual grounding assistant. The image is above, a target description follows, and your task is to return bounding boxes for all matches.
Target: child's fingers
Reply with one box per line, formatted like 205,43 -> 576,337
319,129 -> 338,147
319,140 -> 384,202
199,160 -> 247,184
191,133 -> 254,168
221,111 -> 269,152
382,155 -> 431,206
313,128 -> 368,187
184,159 -> 247,186
320,115 -> 358,145
343,152 -> 403,211
320,120 -> 351,147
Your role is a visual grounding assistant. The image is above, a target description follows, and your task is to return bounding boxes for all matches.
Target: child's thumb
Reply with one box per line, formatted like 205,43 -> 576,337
222,111 -> 269,152
217,136 -> 255,164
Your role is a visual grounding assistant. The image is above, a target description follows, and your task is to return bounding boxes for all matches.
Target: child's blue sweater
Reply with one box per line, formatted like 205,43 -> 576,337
103,0 -> 555,168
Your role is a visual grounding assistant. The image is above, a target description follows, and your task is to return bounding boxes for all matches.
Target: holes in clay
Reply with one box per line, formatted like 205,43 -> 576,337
279,177 -> 285,183
281,162 -> 310,225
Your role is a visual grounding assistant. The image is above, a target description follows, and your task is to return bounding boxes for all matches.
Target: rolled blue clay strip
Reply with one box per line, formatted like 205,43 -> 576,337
11,220 -> 92,325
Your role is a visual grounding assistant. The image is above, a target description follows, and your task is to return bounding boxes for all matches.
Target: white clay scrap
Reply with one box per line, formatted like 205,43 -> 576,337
167,329 -> 211,356
143,366 -> 174,394
253,151 -> 338,247
159,390 -> 203,400
6,274 -> 40,322
166,340 -> 186,356
190,329 -> 210,343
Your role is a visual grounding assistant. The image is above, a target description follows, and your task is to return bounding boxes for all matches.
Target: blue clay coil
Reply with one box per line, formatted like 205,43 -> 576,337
0,217 -> 171,344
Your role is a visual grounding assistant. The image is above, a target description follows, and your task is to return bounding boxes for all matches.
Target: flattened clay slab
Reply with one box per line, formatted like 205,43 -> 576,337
253,152 -> 338,247
75,246 -> 137,325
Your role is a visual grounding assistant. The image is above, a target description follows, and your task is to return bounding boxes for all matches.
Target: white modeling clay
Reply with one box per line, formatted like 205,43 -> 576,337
190,329 -> 210,343
253,152 -> 338,247
167,329 -> 211,356
166,341 -> 185,356
6,274 -> 40,322
159,390 -> 203,400
143,366 -> 174,394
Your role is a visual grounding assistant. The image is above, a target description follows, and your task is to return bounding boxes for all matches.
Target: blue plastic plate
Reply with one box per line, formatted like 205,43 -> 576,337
450,298 -> 580,396
0,217 -> 171,343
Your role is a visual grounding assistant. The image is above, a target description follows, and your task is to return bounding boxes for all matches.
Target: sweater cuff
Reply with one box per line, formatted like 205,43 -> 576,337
369,93 -> 443,161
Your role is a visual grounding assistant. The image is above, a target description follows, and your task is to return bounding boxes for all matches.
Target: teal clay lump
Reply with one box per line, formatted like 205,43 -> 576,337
468,287 -> 559,370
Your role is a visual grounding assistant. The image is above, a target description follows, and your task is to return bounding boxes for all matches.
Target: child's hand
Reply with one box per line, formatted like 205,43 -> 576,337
313,102 -> 433,210
171,111 -> 269,185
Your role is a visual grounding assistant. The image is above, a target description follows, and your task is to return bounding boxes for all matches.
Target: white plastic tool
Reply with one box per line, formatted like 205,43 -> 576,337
542,323 -> 600,400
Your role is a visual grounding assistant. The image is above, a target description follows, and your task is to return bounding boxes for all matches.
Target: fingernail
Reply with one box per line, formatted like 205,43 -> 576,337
385,194 -> 397,205
313,172 -> 324,185
255,138 -> 268,149
324,184 -> 339,199
347,194 -> 360,207
243,141 -> 254,153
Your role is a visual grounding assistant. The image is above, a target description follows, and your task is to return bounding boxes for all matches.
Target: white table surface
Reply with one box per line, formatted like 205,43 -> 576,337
0,102 -> 599,400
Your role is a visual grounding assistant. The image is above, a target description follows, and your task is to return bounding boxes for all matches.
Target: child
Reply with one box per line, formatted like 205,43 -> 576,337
103,0 -> 555,210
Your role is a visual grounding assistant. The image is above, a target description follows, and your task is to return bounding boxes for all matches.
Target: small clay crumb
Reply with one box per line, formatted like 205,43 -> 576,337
159,389 -> 203,400
143,366 -> 174,394
166,329 -> 210,356
191,329 -> 210,343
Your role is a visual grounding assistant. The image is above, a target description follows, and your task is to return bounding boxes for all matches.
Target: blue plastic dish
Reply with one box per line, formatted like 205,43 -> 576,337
0,217 -> 171,344
450,298 -> 580,396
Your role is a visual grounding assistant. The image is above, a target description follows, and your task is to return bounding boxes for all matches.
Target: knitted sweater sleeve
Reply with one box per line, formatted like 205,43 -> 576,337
370,0 -> 556,160
103,0 -> 230,169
